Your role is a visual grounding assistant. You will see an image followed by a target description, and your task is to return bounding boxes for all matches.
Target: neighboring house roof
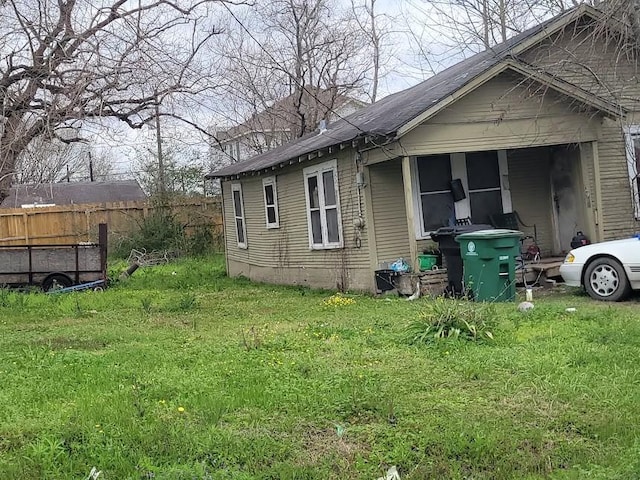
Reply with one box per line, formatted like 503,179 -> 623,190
0,180 -> 147,208
215,89 -> 367,143
208,4 -> 615,179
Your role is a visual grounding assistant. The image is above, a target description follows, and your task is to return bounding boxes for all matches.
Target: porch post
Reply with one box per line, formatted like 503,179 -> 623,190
592,141 -> 605,242
578,142 -> 599,244
401,156 -> 419,271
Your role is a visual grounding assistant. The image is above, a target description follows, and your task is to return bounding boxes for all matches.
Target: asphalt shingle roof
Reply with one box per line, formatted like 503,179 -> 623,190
208,7 -> 579,178
1,180 -> 147,208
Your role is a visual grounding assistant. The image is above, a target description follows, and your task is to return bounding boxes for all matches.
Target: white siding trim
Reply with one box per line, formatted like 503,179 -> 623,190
623,125 -> 640,220
302,159 -> 344,249
262,176 -> 280,229
410,158 -> 423,239
451,153 -> 470,220
498,149 -> 513,213
231,183 -> 247,249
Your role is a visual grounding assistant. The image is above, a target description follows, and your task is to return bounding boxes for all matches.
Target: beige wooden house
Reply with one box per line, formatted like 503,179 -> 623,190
208,5 -> 640,292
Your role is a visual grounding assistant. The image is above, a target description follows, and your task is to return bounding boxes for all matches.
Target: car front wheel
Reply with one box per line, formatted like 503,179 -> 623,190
584,258 -> 631,302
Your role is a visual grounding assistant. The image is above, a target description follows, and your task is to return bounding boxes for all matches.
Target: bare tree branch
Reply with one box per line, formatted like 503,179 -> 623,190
0,0 -> 248,198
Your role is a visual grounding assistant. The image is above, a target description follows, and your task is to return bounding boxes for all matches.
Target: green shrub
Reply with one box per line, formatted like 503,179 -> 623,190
113,211 -> 221,259
113,210 -> 185,258
404,297 -> 496,343
186,224 -> 218,256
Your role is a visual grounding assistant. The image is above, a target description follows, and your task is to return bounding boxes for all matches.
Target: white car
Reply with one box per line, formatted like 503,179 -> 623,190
560,236 -> 640,301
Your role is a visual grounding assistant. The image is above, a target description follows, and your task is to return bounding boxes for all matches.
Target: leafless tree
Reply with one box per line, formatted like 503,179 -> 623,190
403,0 -> 570,57
16,138 -> 86,184
0,0 -> 245,199
13,126 -> 115,184
351,0 -> 396,103
211,0 -> 373,158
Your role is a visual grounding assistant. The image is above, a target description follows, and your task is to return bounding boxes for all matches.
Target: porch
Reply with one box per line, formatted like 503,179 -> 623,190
391,256 -> 567,297
365,143 -> 598,291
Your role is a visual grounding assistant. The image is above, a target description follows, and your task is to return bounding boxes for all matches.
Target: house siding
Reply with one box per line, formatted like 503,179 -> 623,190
396,71 -> 602,157
577,142 -> 598,242
222,150 -> 373,291
522,24 -> 640,110
597,123 -> 639,239
506,147 -> 555,255
368,159 -> 412,266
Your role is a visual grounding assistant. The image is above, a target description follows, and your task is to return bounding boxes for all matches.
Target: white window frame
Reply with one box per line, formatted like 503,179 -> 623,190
262,176 -> 280,229
231,183 -> 247,249
303,159 -> 343,249
624,125 -> 640,219
412,150 -> 512,239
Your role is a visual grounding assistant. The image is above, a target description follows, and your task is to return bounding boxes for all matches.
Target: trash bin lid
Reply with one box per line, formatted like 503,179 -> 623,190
455,229 -> 523,241
430,224 -> 493,241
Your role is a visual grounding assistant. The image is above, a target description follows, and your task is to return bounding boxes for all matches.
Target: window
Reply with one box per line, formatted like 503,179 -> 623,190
413,150 -> 511,237
303,159 -> 343,249
416,155 -> 455,233
231,183 -> 247,249
466,151 -> 503,225
624,126 -> 640,219
262,176 -> 279,228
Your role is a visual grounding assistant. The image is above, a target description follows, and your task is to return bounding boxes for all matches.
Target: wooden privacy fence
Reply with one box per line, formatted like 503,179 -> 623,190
0,198 -> 223,248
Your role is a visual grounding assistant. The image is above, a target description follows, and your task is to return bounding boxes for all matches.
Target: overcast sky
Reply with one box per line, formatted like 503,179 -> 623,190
96,0 -> 460,178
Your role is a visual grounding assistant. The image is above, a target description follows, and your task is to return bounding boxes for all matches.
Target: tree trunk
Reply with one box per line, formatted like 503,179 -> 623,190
0,152 -> 18,202
370,0 -> 380,102
482,0 -> 491,48
499,0 -> 507,42
631,0 -> 640,44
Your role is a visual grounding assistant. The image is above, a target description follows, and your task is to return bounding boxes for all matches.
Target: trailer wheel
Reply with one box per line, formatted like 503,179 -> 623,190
42,274 -> 73,292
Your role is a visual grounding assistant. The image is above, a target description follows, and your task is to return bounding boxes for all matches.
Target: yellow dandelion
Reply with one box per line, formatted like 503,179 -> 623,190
177,406 -> 185,413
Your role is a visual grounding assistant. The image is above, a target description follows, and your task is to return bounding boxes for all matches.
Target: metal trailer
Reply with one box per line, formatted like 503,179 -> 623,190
0,223 -> 107,291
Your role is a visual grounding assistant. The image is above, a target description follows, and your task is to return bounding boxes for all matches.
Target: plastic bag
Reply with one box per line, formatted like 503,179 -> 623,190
390,258 -> 410,273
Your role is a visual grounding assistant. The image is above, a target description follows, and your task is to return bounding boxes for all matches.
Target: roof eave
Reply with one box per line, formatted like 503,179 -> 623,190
207,133 -> 395,181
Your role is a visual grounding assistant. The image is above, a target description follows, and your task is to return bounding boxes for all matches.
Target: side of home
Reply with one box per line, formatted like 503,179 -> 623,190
221,148 -> 373,291
213,6 -> 640,293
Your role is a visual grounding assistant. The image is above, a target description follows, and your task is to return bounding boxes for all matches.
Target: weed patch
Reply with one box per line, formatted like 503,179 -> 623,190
404,297 -> 496,343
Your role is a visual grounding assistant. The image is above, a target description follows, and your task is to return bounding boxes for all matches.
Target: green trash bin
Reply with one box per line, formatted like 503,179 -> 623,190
455,229 -> 523,302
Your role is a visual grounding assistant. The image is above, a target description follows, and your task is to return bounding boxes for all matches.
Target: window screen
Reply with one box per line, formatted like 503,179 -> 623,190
416,155 -> 454,232
466,151 -> 502,224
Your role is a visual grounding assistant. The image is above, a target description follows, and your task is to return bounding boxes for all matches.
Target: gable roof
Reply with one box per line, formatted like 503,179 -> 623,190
216,89 -> 366,143
0,180 -> 147,208
208,4 -> 612,179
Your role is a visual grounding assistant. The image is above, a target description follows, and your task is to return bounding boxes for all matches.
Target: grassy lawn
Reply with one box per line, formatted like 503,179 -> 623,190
1,256 -> 640,479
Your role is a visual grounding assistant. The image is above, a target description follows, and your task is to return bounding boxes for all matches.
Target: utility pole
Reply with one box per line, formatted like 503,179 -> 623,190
155,97 -> 165,196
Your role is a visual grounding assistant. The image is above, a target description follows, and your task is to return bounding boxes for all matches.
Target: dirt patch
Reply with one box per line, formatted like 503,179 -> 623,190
34,336 -> 108,351
296,426 -> 367,467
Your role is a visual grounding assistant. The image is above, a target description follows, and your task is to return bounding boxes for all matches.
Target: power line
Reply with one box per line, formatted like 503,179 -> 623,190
220,3 -> 388,148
